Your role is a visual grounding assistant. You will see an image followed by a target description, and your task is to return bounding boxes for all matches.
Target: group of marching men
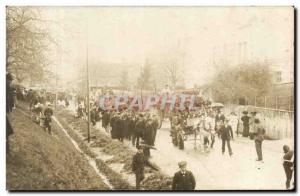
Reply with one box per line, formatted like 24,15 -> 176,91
75,100 -> 161,158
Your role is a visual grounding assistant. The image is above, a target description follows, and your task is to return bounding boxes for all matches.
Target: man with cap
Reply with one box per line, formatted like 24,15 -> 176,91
282,145 -> 294,189
172,161 -> 196,190
241,111 -> 250,137
132,145 -> 146,190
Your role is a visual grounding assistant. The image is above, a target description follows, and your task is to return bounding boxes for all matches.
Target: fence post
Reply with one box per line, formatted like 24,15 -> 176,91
254,96 -> 257,107
275,96 -> 278,110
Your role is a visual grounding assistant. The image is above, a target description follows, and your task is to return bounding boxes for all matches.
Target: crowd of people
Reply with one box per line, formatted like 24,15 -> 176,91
5,75 -> 294,190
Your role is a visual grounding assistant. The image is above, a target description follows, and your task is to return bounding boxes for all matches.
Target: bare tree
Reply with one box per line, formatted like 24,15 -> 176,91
137,63 -> 153,91
163,61 -> 181,90
6,7 -> 57,84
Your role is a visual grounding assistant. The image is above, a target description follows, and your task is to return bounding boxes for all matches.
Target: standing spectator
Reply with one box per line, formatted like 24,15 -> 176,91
219,119 -> 233,156
132,145 -> 146,190
282,145 -> 294,189
172,161 -> 196,190
241,111 -> 250,137
253,119 -> 265,161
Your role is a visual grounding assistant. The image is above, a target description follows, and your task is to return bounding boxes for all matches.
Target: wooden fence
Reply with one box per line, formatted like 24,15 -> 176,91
224,104 -> 294,140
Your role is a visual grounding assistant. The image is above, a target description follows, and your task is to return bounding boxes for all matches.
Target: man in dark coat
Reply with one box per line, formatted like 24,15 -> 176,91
143,117 -> 155,158
132,145 -> 146,190
241,111 -> 250,137
115,112 -> 124,142
282,145 -> 294,189
172,161 -> 196,190
219,119 -> 233,156
133,114 -> 145,147
110,112 -> 118,139
122,112 -> 130,140
129,113 -> 137,143
102,110 -> 110,132
43,105 -> 53,134
253,119 -> 265,161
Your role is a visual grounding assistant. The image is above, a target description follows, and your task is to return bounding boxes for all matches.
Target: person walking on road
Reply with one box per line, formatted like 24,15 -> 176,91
282,145 -> 294,189
132,145 -> 146,190
172,161 -> 196,190
219,119 -> 233,156
253,119 -> 265,161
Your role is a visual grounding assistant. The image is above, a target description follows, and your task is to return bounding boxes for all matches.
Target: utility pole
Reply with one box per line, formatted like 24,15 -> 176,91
86,19 -> 91,143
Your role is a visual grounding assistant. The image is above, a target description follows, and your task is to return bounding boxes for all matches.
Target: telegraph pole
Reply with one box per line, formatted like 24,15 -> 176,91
86,19 -> 91,143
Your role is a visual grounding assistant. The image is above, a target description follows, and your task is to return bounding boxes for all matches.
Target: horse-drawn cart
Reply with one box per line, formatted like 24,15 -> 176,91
170,115 -> 212,151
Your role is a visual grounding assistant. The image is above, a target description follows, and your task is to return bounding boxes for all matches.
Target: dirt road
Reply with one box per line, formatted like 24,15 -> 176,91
149,120 -> 293,190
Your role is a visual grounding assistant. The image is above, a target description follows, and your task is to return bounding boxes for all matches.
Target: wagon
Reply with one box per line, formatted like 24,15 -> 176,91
171,117 -> 211,151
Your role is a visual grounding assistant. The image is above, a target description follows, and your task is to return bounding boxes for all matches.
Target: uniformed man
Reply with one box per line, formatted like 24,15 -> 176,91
172,161 -> 196,190
132,145 -> 146,190
282,145 -> 294,189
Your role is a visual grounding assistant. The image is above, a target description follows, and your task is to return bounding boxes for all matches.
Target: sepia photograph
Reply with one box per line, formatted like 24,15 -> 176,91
5,6 -> 295,191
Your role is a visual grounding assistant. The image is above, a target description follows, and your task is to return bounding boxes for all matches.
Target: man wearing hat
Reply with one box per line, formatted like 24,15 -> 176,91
241,111 -> 250,137
172,161 -> 196,190
132,145 -> 146,190
219,119 -> 234,156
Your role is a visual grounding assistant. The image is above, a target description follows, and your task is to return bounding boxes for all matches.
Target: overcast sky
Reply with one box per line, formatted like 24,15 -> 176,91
44,6 -> 294,88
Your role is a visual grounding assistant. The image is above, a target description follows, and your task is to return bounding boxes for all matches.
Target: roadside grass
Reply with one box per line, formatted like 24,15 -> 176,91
6,109 -> 109,190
